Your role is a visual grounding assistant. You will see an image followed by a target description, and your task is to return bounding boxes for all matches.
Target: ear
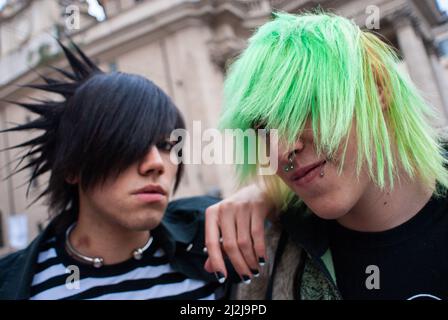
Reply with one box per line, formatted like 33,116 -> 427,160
65,174 -> 79,184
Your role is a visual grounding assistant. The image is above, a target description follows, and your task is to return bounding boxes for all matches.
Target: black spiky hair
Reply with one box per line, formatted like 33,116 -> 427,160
1,40 -> 185,217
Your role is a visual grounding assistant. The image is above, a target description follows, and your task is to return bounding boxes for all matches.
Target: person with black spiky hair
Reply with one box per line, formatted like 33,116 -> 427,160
0,40 -> 238,300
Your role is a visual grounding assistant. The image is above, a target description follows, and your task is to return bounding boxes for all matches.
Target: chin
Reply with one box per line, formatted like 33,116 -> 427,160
120,210 -> 165,231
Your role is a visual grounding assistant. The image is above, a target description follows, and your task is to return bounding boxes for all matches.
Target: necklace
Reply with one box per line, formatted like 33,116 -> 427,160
65,223 -> 153,268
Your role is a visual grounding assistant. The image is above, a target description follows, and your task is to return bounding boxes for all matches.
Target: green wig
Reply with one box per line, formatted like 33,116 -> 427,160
219,12 -> 448,209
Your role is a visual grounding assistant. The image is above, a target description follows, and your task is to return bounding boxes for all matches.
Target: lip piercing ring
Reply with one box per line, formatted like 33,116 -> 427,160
319,160 -> 327,177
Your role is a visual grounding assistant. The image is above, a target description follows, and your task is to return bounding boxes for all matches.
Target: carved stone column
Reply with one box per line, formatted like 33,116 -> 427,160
392,8 -> 446,124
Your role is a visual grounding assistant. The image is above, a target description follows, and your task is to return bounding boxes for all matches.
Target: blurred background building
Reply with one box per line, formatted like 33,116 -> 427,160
0,0 -> 447,256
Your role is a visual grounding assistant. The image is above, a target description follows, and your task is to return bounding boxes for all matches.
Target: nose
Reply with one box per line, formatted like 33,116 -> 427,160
138,146 -> 165,177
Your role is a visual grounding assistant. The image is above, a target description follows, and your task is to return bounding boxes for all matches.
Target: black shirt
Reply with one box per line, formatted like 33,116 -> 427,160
329,195 -> 448,300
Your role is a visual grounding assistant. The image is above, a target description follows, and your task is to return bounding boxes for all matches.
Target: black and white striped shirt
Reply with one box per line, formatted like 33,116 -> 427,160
29,233 -> 223,300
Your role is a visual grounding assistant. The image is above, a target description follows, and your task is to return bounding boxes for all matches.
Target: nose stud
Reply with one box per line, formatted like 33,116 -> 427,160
284,154 -> 328,176
283,151 -> 296,173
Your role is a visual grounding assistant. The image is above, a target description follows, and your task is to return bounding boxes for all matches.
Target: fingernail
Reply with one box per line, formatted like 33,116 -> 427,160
258,257 -> 266,266
242,275 -> 251,284
250,269 -> 260,278
215,272 -> 226,284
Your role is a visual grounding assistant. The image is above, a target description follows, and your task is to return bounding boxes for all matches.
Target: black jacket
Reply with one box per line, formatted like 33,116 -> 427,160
0,196 -> 237,300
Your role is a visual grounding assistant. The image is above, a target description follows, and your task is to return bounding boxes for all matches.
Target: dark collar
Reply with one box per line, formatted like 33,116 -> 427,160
279,205 -> 331,259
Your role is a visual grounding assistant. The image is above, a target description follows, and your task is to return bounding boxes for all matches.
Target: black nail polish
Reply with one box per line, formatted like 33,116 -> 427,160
242,275 -> 251,284
258,257 -> 266,266
215,272 -> 226,283
250,269 -> 260,277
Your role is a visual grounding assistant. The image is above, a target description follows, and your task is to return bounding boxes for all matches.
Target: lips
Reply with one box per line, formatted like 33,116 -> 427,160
132,184 -> 167,196
131,184 -> 167,203
290,160 -> 326,182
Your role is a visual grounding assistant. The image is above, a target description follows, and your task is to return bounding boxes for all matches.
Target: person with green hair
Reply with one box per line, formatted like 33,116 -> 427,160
204,11 -> 448,299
